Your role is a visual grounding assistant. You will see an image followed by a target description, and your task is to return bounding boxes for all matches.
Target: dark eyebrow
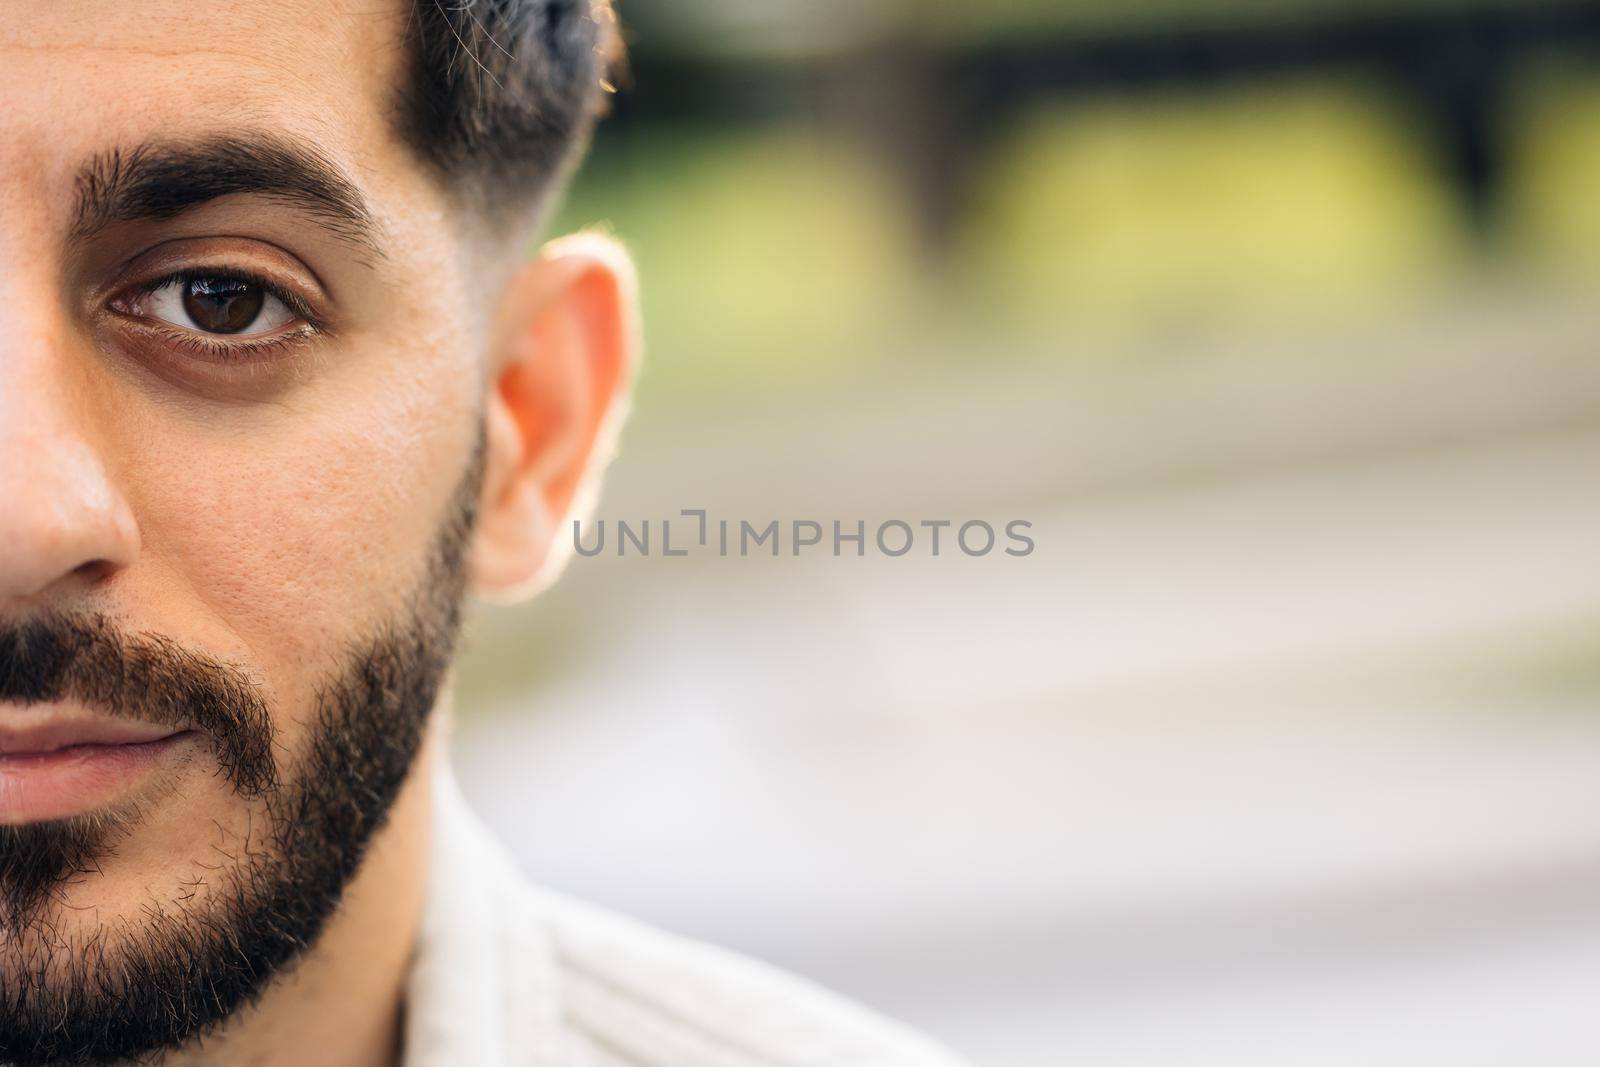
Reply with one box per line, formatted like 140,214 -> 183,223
71,135 -> 383,257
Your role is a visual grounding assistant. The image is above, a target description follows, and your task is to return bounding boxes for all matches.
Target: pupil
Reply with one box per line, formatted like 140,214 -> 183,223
182,278 -> 265,334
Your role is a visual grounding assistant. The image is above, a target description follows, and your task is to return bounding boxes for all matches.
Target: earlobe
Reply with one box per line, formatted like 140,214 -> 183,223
468,234 -> 638,601
469,395 -> 556,595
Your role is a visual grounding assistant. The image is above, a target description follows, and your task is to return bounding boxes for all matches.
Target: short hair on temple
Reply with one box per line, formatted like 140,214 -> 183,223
399,0 -> 622,223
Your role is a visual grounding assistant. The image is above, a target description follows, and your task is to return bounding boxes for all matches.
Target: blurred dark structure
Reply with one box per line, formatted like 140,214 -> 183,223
606,0 -> 1600,245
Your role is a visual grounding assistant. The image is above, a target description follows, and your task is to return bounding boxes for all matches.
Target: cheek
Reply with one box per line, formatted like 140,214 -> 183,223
114,342 -> 480,729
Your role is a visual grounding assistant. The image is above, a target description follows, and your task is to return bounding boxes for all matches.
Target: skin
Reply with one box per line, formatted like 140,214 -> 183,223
0,2 -> 637,1064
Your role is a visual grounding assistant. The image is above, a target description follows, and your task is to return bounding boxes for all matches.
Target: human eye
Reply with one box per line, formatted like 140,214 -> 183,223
143,274 -> 298,337
108,267 -> 326,364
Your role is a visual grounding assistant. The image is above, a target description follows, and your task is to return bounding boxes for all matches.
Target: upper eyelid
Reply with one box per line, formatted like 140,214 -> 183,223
100,234 -> 334,319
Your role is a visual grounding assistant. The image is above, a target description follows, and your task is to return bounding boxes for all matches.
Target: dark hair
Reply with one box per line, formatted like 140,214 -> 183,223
400,0 -> 622,221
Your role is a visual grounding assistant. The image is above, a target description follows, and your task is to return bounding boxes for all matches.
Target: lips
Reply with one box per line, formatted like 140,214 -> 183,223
0,704 -> 198,823
0,714 -> 180,755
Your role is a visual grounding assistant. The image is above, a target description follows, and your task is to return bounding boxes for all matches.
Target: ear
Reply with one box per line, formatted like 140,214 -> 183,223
471,233 -> 639,600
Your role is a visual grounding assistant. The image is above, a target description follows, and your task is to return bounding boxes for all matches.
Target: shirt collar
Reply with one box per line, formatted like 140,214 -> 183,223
402,759 -> 564,1067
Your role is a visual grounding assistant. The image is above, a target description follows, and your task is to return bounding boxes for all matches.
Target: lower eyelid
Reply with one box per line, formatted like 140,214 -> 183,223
106,311 -> 320,371
148,321 -> 318,365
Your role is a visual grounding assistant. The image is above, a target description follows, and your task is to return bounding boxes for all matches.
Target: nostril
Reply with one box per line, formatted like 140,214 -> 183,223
69,559 -> 120,588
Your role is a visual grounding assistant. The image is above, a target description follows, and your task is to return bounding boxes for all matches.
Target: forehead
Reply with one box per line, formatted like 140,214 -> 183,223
0,1 -> 411,215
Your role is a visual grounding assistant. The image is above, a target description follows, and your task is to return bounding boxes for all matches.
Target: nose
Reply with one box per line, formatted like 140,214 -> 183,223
0,341 -> 140,607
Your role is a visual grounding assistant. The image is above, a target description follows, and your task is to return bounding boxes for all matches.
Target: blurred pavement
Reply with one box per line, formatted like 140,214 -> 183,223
452,281 -> 1600,1066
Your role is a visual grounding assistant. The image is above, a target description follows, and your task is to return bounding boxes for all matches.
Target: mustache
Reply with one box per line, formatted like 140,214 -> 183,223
0,614 -> 278,796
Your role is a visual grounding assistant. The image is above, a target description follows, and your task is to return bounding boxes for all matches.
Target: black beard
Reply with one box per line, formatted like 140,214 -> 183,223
0,441 -> 481,1067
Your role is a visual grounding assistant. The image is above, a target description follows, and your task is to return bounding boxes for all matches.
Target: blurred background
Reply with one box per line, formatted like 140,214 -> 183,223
452,2 -> 1600,1064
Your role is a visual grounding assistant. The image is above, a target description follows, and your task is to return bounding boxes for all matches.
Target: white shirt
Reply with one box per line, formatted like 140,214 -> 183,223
402,770 -> 970,1067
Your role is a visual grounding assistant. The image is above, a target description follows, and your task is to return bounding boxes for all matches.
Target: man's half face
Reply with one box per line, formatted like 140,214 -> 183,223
0,2 -> 498,1061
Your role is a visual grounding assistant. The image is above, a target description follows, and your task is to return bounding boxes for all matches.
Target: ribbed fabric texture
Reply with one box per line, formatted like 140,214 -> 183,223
403,769 -> 970,1067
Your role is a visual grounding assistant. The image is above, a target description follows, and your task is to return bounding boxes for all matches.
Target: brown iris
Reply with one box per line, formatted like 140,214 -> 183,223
181,278 -> 265,334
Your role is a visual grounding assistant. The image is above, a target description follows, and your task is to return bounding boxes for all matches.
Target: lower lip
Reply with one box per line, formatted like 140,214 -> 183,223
0,733 -> 199,823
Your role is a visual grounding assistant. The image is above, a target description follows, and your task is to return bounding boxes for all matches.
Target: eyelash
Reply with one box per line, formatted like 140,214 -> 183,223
115,268 -> 326,363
